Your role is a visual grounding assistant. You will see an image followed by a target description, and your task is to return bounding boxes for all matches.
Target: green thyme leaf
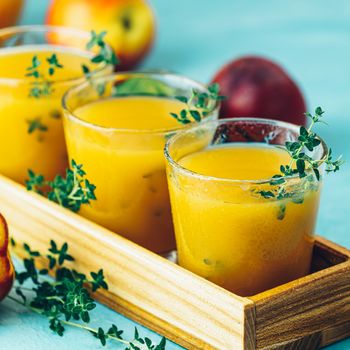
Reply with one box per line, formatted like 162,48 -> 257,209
86,30 -> 119,67
257,107 -> 343,220
112,78 -> 176,97
27,118 -> 48,135
258,191 -> 275,199
171,83 -> 223,124
26,54 -> 63,99
277,204 -> 286,220
25,160 -> 96,213
11,239 -> 168,349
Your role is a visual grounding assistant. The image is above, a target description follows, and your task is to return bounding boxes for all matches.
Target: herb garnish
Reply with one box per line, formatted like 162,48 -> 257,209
9,239 -> 167,350
82,30 -> 119,76
25,54 -> 64,135
81,30 -> 120,96
26,160 -> 96,213
171,83 -> 225,124
25,31 -> 118,137
26,54 -> 64,99
26,117 -> 48,135
25,31 -> 117,97
258,107 -> 343,219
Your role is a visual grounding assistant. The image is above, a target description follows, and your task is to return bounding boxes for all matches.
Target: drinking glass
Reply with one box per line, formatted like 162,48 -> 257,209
165,118 -> 325,296
62,72 -> 219,253
0,25 -> 112,183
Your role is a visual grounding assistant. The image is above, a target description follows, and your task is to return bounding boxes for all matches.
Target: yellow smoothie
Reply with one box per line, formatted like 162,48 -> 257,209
167,144 -> 320,296
64,96 -> 186,252
0,45 -> 102,183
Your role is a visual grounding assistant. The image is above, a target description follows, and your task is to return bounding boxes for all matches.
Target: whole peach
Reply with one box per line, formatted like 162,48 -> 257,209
0,214 -> 14,301
0,0 -> 24,28
46,0 -> 156,70
212,56 -> 307,126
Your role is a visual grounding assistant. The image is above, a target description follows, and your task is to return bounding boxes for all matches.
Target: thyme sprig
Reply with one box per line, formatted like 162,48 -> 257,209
25,31 -> 117,97
25,54 -> 64,135
258,107 -> 343,205
279,107 -> 342,180
26,54 -> 64,99
82,30 -> 119,77
25,31 -> 118,136
9,239 -> 167,350
81,30 -> 120,96
26,117 -> 48,135
170,83 -> 225,124
25,160 -> 96,213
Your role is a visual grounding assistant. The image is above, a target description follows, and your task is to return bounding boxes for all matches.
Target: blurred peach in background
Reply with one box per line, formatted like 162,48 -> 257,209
46,0 -> 156,70
0,0 -> 24,28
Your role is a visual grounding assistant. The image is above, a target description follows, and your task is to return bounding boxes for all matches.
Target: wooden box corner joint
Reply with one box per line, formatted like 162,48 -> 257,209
247,238 -> 350,349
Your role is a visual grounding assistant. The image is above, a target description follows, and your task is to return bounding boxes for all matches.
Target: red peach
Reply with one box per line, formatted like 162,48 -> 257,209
212,56 -> 307,126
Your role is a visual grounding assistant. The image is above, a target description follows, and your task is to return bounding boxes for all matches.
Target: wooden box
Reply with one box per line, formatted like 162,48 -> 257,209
0,174 -> 349,350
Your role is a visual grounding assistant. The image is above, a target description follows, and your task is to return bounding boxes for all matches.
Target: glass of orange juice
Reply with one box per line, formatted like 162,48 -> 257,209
0,25 -> 112,183
165,118 -> 325,296
62,72 -> 219,253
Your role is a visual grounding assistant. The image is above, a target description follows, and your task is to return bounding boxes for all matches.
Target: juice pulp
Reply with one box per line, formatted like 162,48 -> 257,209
0,46 -> 99,183
168,144 -> 320,296
64,96 -> 185,252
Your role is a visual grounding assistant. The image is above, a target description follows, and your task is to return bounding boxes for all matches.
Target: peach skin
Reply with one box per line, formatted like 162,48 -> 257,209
0,213 -> 14,301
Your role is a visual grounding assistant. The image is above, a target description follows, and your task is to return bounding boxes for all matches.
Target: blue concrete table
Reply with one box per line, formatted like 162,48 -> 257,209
1,0 -> 350,349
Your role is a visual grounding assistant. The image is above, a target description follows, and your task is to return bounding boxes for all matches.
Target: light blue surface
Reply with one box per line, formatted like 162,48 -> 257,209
1,0 -> 350,349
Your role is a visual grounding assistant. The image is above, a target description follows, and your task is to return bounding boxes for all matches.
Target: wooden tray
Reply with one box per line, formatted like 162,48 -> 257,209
0,174 -> 349,350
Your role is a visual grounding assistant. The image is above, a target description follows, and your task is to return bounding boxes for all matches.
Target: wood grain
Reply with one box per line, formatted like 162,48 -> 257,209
263,332 -> 322,350
1,174 -> 350,350
321,320 -> 350,347
251,237 -> 350,349
0,175 -> 252,350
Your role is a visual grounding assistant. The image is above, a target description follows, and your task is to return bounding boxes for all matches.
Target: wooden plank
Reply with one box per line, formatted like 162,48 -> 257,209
0,175 -> 252,350
315,236 -> 350,258
260,319 -> 350,350
243,303 -> 256,349
262,332 -> 322,350
1,174 -> 350,349
251,238 -> 350,349
321,320 -> 350,347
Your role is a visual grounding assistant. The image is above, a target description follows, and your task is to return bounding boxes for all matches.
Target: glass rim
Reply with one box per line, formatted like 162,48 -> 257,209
0,24 -> 110,85
62,71 -> 220,135
164,117 -> 329,185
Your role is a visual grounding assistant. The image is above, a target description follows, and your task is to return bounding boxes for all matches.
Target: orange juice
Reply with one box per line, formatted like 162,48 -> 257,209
64,96 -> 186,252
73,96 -> 184,130
0,45 -> 102,183
167,144 -> 321,296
